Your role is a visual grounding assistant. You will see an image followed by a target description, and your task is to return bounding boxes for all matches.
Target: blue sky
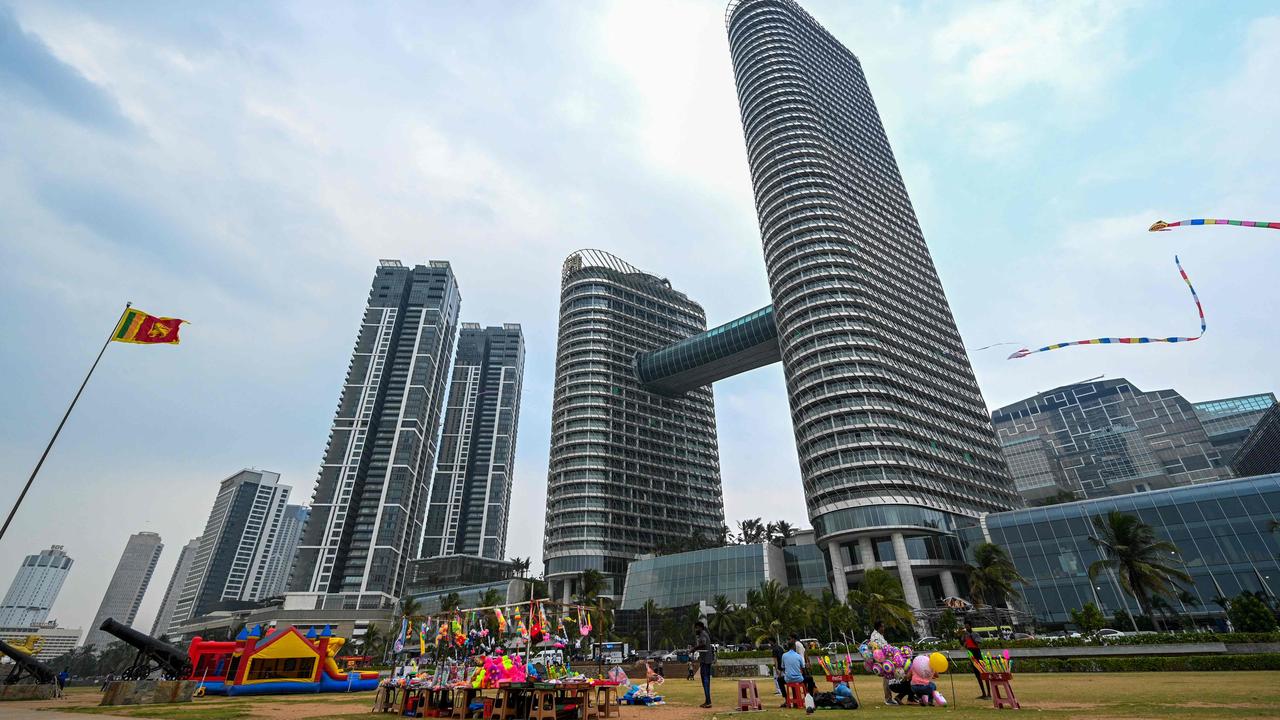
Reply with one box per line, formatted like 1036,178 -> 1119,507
1,0 -> 1276,637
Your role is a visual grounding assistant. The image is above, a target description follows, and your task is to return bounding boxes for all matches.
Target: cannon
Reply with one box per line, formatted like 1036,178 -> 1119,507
0,638 -> 56,685
99,618 -> 192,680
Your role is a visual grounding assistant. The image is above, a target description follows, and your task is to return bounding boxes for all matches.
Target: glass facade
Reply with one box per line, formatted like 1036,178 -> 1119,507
992,379 -> 1227,504
960,474 -> 1280,625
0,545 -> 73,629
84,532 -> 164,649
1232,403 -> 1280,478
293,261 -> 461,606
1194,393 -> 1277,468
634,306 -> 779,396
619,542 -> 829,610
424,324 -> 525,560
725,0 -> 1018,580
544,250 -> 725,599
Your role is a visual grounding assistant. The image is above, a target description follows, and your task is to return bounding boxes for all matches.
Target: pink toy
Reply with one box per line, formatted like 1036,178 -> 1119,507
932,691 -> 947,706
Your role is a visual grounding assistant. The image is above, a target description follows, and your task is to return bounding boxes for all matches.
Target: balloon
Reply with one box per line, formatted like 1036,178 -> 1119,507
929,652 -> 949,674
932,691 -> 947,707
899,645 -> 912,658
863,660 -> 875,673
910,655 -> 932,676
858,644 -> 869,656
880,661 -> 894,677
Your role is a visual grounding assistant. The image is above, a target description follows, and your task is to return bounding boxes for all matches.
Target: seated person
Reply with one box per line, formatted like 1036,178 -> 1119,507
832,681 -> 858,709
888,677 -> 920,705
909,664 -> 938,706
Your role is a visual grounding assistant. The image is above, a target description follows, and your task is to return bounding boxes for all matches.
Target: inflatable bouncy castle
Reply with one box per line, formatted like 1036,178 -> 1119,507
188,624 -> 379,696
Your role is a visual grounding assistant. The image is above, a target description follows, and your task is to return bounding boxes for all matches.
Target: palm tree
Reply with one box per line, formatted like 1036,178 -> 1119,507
967,542 -> 1026,613
401,595 -> 423,621
739,518 -> 767,545
359,623 -> 386,658
641,599 -> 662,650
767,520 -> 797,548
708,594 -> 736,640
509,557 -> 532,578
745,580 -> 793,644
440,592 -> 463,613
815,589 -> 842,641
576,569 -> 607,603
848,568 -> 914,634
575,569 -> 612,647
1088,511 -> 1192,632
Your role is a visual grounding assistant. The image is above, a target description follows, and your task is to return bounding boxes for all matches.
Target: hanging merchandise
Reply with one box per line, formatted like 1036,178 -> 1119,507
578,607 -> 592,637
514,606 -> 529,640
530,601 -> 545,645
393,616 -> 408,654
496,608 -> 508,634
418,621 -> 427,656
1008,256 -> 1205,359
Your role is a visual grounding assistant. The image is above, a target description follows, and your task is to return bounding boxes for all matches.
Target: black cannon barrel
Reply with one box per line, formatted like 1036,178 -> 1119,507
99,617 -> 191,678
0,638 -> 56,684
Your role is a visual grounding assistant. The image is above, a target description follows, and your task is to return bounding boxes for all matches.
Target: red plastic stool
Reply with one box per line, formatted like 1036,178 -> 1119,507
737,680 -> 762,711
785,682 -> 805,709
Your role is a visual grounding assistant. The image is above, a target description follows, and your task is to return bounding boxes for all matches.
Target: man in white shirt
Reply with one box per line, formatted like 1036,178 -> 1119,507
868,621 -> 896,705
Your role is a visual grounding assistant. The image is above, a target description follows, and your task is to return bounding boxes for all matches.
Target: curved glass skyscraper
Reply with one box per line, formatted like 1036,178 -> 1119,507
543,250 -> 725,599
725,0 -> 1018,606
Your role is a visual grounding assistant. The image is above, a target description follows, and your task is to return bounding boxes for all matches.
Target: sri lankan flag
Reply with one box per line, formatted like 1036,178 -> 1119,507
111,308 -> 187,345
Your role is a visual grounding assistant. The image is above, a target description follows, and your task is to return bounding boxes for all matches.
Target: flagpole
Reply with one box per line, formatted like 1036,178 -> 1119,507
0,302 -> 131,542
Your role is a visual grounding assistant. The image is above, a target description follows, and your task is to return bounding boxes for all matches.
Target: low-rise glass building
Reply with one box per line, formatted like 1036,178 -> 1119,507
960,474 -> 1280,625
619,538 -> 829,611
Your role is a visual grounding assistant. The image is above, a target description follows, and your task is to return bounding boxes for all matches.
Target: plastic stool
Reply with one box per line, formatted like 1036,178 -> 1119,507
785,682 -> 805,709
530,689 -> 557,720
737,680 -> 762,711
596,686 -> 620,719
987,673 -> 1020,710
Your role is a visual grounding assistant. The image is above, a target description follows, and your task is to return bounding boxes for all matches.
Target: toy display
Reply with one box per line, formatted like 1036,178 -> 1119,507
187,624 -> 379,696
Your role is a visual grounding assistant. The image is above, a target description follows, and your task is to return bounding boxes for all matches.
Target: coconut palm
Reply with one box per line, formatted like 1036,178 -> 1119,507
509,557 -> 532,577
359,623 -> 386,658
1088,511 -> 1192,632
847,568 -> 914,634
439,592 -> 462,613
708,594 -> 736,640
967,542 -> 1026,608
745,580 -> 793,644
739,518 -> 768,545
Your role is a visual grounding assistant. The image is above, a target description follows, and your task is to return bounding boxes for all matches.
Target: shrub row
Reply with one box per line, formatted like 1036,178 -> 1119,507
717,632 -> 1280,659
1012,653 -> 1280,673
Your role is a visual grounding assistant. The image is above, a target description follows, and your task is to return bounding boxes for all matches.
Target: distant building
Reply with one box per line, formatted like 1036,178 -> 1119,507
173,470 -> 291,629
959,473 -> 1280,625
151,538 -> 199,637
424,323 -> 525,560
84,532 -> 163,649
291,260 -> 461,609
260,505 -> 308,599
1232,402 -> 1280,478
619,536 -> 829,611
0,545 -> 73,628
1193,393 -> 1276,471
992,379 -> 1227,503
0,622 -> 81,662
404,554 -> 515,596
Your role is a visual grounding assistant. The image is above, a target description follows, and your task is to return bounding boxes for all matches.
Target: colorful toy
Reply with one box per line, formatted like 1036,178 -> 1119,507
187,624 -> 379,696
1150,218 -> 1279,232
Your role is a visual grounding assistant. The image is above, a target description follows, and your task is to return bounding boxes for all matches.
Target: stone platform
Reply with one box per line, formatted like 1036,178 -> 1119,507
0,684 -> 57,701
100,680 -> 196,706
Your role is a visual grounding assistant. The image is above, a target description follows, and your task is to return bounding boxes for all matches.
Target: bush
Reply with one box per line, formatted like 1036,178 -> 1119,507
1069,603 -> 1105,635
1228,594 -> 1280,633
1013,653 -> 1280,673
715,632 -> 1280,657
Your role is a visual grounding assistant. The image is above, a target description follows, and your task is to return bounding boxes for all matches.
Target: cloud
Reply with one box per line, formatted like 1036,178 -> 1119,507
0,5 -> 134,134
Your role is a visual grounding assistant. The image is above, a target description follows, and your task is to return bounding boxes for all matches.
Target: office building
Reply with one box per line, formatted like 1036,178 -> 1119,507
620,534 -> 829,610
291,260 -> 461,608
1232,402 -> 1280,478
0,545 -> 73,628
992,379 -> 1228,504
173,470 -> 291,628
84,531 -> 163,649
960,474 -> 1280,625
723,0 -> 1019,608
424,323 -> 526,560
0,622 -> 81,662
543,250 -> 725,600
151,538 -> 199,637
405,554 -> 515,596
1194,393 -> 1276,470
260,505 -> 308,599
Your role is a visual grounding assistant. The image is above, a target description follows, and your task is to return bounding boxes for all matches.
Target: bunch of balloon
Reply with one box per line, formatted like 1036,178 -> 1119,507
857,640 -> 913,682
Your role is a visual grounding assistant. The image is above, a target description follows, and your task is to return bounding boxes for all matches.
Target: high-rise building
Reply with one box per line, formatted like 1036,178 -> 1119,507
260,505 -> 308,599
83,532 -> 163,649
724,0 -> 1019,606
543,250 -> 725,599
992,378 -> 1227,503
151,538 -> 199,637
291,260 -> 461,607
0,545 -> 73,628
1193,393 -> 1276,470
424,323 -> 525,560
173,470 -> 291,627
1232,402 -> 1280,478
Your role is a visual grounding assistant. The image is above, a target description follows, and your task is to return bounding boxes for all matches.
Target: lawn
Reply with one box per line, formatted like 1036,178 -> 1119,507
26,672 -> 1280,719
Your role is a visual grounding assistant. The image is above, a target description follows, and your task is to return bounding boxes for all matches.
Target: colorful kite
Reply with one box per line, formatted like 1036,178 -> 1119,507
1008,256 -> 1205,359
1150,218 -> 1278,231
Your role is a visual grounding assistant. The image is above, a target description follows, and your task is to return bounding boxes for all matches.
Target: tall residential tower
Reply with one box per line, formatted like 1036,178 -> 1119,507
0,545 -> 73,628
424,324 -> 526,560
291,261 -> 461,607
151,538 -> 199,637
725,0 -> 1019,606
543,250 -> 725,599
84,532 -> 163,649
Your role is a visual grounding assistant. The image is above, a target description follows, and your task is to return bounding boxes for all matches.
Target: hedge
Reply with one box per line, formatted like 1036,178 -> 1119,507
717,632 -> 1280,659
1011,653 -> 1280,673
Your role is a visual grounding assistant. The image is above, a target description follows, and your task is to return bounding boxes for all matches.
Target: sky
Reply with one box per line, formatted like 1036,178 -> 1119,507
0,0 -> 1277,639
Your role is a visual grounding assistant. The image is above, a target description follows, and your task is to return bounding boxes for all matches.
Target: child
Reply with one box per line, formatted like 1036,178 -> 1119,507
644,660 -> 666,693
909,662 -> 938,706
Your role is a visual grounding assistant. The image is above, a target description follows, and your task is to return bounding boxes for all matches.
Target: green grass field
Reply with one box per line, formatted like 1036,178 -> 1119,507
33,672 -> 1280,719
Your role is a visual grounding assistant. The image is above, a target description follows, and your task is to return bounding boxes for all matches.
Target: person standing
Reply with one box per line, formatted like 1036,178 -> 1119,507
770,639 -> 786,696
691,621 -> 715,708
868,621 -> 896,706
961,620 -> 991,699
56,668 -> 69,697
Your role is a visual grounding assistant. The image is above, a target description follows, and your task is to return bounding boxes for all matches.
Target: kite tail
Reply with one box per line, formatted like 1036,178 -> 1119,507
1008,255 -> 1205,360
1150,218 -> 1279,232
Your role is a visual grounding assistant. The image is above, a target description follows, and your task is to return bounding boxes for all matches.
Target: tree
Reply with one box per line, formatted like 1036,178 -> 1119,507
1069,603 -> 1105,635
745,580 -> 794,645
967,542 -> 1025,609
1228,592 -> 1279,632
935,608 -> 959,641
439,592 -> 462,613
508,557 -> 531,577
401,595 -> 423,622
576,570 -> 607,604
1033,490 -> 1079,507
708,594 -> 737,640
847,568 -> 914,634
738,518 -> 768,545
813,590 -> 841,641
1087,511 -> 1192,632
767,520 -> 797,548
358,623 -> 386,658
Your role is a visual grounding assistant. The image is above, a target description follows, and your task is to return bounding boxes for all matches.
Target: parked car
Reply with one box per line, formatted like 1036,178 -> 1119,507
1010,633 -> 1035,640
1096,628 -> 1126,639
915,636 -> 941,646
